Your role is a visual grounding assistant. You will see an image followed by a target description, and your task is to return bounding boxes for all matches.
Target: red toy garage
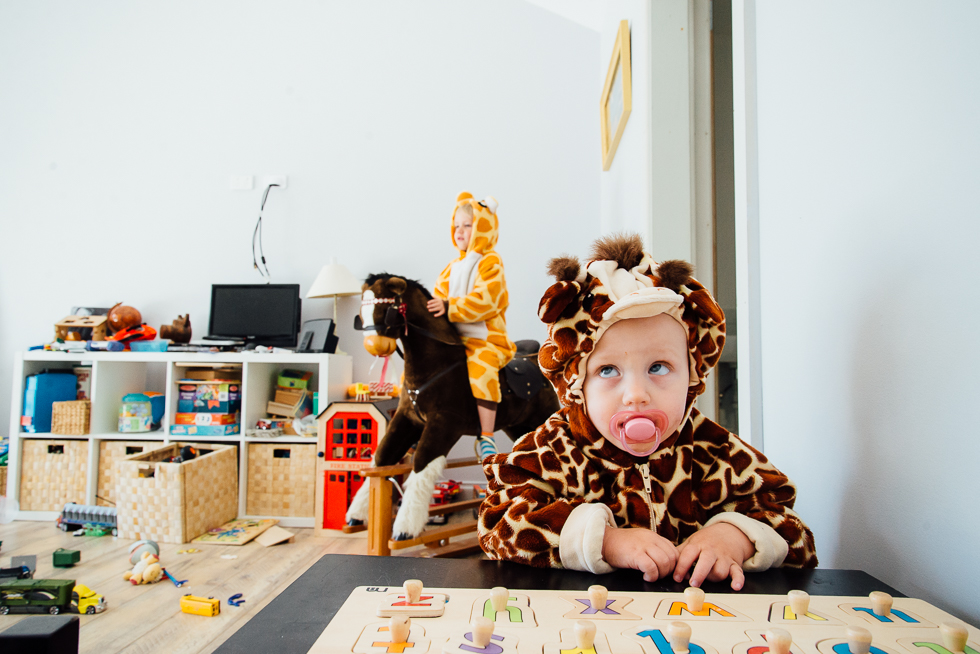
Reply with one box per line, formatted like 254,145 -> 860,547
314,400 -> 398,532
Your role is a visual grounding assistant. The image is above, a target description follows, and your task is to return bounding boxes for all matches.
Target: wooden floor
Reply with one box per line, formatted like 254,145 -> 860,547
0,520 -> 400,653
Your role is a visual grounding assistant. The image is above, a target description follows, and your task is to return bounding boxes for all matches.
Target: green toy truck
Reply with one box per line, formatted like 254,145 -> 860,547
0,579 -> 106,615
0,579 -> 75,614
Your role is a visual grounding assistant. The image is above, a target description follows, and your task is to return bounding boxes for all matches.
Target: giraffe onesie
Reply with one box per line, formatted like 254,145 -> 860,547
433,192 -> 516,403
478,234 -> 818,573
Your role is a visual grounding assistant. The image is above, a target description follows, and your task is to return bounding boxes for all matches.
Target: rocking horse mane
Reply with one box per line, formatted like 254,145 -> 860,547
363,272 -> 434,300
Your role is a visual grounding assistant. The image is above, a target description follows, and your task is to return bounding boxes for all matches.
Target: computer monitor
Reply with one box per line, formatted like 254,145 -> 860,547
208,284 -> 301,347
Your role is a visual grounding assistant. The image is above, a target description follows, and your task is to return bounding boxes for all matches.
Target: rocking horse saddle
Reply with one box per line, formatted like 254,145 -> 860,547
504,339 -> 548,401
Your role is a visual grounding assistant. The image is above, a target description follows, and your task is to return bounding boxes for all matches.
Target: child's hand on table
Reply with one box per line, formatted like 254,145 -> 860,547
674,522 -> 754,590
602,527 -> 679,582
426,298 -> 447,316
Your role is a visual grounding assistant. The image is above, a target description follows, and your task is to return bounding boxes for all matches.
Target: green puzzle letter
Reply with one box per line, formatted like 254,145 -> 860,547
483,597 -> 523,622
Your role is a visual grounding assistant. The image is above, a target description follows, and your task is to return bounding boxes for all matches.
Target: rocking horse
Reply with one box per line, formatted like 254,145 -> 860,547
345,273 -> 560,542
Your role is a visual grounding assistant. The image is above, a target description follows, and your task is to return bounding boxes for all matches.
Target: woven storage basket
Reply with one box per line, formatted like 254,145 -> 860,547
97,440 -> 163,507
0,465 -> 7,497
51,400 -> 91,435
115,442 -> 238,543
18,439 -> 89,511
246,443 -> 316,517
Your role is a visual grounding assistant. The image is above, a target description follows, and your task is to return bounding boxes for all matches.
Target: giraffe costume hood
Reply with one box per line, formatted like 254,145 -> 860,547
478,233 -> 817,572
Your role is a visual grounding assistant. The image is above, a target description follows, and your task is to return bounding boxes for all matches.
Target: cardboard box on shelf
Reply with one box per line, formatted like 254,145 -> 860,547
170,423 -> 241,436
175,412 -> 240,426
177,382 -> 241,414
267,388 -> 310,418
277,369 -> 312,390
182,366 -> 243,382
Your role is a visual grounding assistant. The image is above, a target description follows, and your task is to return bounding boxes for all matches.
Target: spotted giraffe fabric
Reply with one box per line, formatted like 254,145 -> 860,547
478,234 -> 818,570
433,192 -> 516,402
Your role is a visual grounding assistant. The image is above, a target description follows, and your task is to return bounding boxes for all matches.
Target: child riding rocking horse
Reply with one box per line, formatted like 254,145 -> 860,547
426,191 -> 516,462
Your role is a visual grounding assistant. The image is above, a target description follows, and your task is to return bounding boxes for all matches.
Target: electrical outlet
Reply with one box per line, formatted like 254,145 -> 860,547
229,175 -> 253,190
263,175 -> 288,189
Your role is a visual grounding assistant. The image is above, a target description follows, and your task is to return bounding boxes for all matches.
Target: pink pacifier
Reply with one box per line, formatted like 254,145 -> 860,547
608,410 -> 669,456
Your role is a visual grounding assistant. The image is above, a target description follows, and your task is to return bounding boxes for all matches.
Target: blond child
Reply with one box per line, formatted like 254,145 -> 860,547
427,192 -> 516,458
478,233 -> 817,588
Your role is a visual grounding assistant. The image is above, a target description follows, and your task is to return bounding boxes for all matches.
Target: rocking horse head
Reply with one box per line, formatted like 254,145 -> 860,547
355,273 -> 460,357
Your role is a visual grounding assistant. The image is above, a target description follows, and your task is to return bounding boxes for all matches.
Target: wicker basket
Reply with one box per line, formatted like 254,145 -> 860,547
115,442 -> 238,543
0,465 -> 7,497
51,400 -> 91,435
97,440 -> 164,506
18,439 -> 89,511
246,443 -> 316,517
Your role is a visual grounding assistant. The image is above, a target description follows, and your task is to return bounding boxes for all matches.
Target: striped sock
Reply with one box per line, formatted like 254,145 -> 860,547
475,433 -> 498,462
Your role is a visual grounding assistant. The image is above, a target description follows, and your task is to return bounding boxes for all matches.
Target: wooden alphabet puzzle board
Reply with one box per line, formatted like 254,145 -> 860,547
307,585 -> 979,654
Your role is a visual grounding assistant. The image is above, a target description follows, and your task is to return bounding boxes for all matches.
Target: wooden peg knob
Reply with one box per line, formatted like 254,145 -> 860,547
389,616 -> 410,644
685,587 -> 705,613
788,590 -> 810,616
575,620 -> 597,650
767,628 -> 792,654
847,626 -> 872,654
490,586 -> 509,613
589,585 -> 608,610
870,591 -> 893,617
404,579 -> 423,604
940,621 -> 969,654
669,621 -> 692,654
471,617 -> 494,648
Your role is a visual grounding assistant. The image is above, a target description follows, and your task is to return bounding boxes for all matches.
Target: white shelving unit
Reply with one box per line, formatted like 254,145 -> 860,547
5,350 -> 352,527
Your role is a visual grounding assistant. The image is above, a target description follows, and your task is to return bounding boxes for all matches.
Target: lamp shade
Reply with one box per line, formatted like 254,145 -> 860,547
306,260 -> 362,299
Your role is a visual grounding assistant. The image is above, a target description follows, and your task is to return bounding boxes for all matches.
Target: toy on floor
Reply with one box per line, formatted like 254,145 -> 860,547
128,539 -> 159,565
0,579 -> 105,615
124,551 -> 163,585
228,593 -> 246,607
58,502 -> 118,536
163,569 -> 187,588
52,548 -> 80,568
72,584 -> 107,614
180,594 -> 220,617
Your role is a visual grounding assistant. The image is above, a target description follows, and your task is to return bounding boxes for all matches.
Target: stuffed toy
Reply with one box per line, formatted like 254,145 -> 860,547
124,551 -> 163,585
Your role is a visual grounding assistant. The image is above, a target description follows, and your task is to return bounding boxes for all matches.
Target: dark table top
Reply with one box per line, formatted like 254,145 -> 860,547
215,554 -> 903,653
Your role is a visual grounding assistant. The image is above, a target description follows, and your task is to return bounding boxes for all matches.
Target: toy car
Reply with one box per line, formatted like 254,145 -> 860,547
72,584 -> 107,614
58,503 -> 117,536
0,565 -> 32,581
0,579 -> 74,614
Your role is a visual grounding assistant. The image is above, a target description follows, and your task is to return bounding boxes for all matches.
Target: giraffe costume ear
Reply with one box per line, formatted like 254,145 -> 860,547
456,191 -> 473,203
481,196 -> 498,214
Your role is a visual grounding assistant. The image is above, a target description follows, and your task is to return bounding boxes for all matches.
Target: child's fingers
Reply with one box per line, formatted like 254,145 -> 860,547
672,542 -> 699,583
638,547 -> 674,582
688,551 -> 719,588
728,563 -> 745,590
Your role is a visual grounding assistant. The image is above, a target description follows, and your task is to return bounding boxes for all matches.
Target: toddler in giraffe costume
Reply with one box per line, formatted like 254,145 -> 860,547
427,192 -> 516,460
478,233 -> 817,588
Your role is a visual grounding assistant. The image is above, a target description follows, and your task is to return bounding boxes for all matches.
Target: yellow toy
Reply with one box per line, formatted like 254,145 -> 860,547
124,551 -> 163,585
180,594 -> 220,617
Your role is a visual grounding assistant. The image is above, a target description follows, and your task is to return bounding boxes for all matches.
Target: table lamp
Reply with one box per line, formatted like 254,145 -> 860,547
306,259 -> 363,324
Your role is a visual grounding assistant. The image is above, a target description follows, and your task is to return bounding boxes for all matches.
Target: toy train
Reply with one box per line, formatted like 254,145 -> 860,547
57,502 -> 117,536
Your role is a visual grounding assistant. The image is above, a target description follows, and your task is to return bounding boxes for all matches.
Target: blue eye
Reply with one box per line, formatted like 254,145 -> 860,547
597,365 -> 619,379
649,363 -> 668,376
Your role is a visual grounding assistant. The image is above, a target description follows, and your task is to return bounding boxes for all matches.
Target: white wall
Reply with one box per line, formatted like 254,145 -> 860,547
597,1 -> 652,241
748,0 -> 980,625
0,1 -> 600,473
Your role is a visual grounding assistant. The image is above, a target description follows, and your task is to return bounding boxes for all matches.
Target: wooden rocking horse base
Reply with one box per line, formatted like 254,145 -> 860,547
356,456 -> 484,557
